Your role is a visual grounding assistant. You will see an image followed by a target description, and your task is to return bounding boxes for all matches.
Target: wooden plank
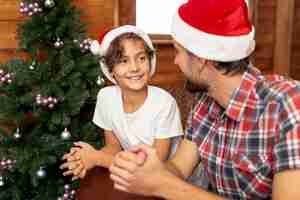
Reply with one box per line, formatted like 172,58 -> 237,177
119,0 -> 136,25
0,21 -> 19,49
113,0 -> 120,27
274,0 -> 295,75
74,0 -> 114,36
249,0 -> 259,27
151,72 -> 185,87
0,1 -> 23,20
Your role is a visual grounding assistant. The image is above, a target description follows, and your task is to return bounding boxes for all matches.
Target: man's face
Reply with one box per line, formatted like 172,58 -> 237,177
173,41 -> 209,91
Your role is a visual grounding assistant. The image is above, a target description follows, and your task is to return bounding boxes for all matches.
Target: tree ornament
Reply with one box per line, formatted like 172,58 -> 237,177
29,60 -> 36,70
61,128 -> 71,140
19,1 -> 42,16
54,38 -> 64,49
36,167 -> 47,179
0,176 -> 4,187
44,0 -> 55,8
35,94 -> 60,109
13,128 -> 21,140
79,38 -> 92,53
0,69 -> 14,85
59,184 -> 76,200
96,76 -> 105,86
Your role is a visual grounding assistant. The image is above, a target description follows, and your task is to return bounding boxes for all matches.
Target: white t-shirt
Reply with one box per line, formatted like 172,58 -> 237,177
93,85 -> 183,150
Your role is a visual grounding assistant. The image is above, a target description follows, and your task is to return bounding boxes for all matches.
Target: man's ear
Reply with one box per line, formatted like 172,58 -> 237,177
194,56 -> 206,65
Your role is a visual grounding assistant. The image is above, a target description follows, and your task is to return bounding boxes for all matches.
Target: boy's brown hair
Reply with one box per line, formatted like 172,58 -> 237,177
103,32 -> 154,72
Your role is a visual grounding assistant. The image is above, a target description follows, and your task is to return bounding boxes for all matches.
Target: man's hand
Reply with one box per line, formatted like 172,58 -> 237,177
109,144 -> 169,196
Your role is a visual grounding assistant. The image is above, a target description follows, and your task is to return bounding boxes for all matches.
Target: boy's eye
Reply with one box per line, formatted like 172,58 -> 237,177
120,58 -> 128,64
139,56 -> 146,62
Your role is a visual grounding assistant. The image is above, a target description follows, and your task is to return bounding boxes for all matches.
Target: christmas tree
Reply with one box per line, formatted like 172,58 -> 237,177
0,0 -> 104,199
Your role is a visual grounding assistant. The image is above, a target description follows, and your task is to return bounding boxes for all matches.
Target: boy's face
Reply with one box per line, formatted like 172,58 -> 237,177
112,39 -> 151,92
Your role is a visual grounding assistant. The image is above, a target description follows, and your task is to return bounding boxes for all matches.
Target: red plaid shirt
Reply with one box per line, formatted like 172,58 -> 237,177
186,66 -> 300,199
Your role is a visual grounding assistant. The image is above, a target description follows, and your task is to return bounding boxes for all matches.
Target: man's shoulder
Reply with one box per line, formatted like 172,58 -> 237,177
257,75 -> 300,102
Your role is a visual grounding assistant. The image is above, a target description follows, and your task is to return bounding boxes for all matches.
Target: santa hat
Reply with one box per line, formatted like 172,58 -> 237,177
90,25 -> 156,84
171,0 -> 255,62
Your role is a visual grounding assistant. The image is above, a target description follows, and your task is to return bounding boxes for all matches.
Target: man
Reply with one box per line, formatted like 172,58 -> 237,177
109,0 -> 300,199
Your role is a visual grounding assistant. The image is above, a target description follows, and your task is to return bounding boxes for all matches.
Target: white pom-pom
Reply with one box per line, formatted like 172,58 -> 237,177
90,40 -> 103,56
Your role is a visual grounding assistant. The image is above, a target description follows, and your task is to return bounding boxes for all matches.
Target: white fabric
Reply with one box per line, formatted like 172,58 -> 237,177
90,25 -> 156,84
171,11 -> 256,62
92,85 -> 183,150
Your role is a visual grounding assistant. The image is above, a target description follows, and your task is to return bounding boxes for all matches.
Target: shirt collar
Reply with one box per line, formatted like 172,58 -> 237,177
225,66 -> 261,121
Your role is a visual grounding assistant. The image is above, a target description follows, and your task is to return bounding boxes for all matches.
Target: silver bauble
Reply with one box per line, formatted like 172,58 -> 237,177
44,0 -> 55,8
96,76 -> 105,86
0,176 -> 4,187
13,128 -> 21,140
36,167 -> 47,179
61,128 -> 71,140
29,65 -> 35,70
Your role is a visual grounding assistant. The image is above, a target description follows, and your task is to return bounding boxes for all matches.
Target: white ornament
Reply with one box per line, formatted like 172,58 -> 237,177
0,176 -> 4,187
97,76 -> 105,86
13,128 -> 21,139
44,0 -> 55,8
61,128 -> 71,140
36,167 -> 47,179
54,41 -> 61,48
29,65 -> 35,70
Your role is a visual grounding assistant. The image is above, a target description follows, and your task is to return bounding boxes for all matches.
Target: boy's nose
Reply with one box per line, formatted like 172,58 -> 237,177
129,61 -> 139,71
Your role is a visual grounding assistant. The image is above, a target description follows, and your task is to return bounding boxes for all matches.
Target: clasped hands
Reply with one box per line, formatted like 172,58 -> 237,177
60,141 -> 97,180
109,144 -> 167,196
60,142 -> 166,197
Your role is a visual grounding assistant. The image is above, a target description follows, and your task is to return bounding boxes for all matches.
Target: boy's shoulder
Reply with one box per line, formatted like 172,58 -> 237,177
97,85 -> 119,98
148,86 -> 176,105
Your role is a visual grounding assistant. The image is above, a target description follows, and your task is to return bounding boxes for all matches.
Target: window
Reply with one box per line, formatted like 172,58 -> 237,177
136,0 -> 187,35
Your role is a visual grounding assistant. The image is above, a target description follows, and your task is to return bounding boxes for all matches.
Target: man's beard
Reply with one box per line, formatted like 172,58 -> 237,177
184,79 -> 208,94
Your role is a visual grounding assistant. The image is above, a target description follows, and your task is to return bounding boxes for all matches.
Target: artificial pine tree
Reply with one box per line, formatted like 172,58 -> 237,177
0,0 -> 105,199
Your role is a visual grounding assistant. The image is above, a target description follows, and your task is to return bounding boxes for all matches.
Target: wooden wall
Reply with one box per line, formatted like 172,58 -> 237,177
1,0 -> 300,86
291,0 -> 300,80
0,0 -> 116,63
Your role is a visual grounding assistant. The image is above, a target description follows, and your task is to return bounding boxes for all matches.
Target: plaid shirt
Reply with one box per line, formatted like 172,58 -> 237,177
186,66 -> 300,199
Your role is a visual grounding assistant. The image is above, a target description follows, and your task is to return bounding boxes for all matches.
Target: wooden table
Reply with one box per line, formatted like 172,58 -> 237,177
77,167 -> 161,200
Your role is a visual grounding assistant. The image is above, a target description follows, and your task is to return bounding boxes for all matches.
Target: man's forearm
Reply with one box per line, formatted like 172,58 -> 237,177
165,160 -> 186,179
155,169 -> 226,200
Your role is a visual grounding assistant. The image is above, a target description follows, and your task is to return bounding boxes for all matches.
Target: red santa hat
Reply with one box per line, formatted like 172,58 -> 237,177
171,0 -> 255,62
90,25 -> 156,84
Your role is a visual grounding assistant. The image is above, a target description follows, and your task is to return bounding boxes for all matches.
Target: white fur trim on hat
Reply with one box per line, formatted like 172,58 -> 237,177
171,11 -> 256,62
90,40 -> 103,56
91,25 -> 156,84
